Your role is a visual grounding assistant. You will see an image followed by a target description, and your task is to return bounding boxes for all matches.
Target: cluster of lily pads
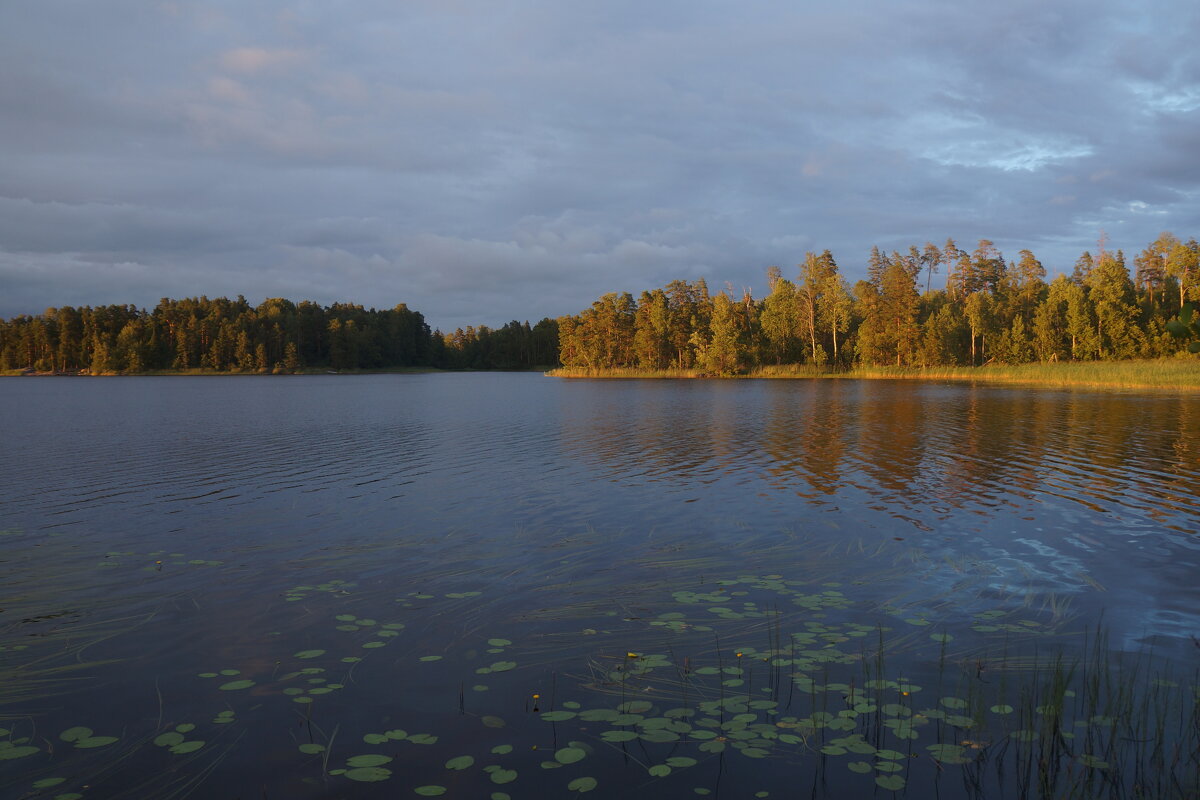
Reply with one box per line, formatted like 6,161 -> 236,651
3,563 -> 1195,800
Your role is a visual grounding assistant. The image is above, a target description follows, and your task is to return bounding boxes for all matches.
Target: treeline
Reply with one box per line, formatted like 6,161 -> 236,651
0,296 -> 559,373
559,233 -> 1198,374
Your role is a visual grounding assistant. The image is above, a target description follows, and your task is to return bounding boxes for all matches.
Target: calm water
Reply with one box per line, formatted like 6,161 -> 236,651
1,374 -> 1197,799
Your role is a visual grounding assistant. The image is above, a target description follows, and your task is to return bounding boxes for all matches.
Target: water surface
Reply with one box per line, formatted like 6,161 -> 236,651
1,375 -> 1197,798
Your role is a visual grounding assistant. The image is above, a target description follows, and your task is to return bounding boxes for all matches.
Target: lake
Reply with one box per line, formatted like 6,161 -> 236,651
1,374 -> 1197,799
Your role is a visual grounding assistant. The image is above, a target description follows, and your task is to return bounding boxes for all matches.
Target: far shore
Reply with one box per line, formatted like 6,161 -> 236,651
1,366 -> 451,378
545,358 -> 1200,391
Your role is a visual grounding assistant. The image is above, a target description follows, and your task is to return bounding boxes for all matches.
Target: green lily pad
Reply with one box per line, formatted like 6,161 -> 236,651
299,743 -> 325,754
59,727 -> 93,742
568,776 -> 597,792
490,769 -> 517,784
876,775 -> 906,791
445,755 -> 475,770
666,756 -> 697,768
347,754 -> 393,768
218,679 -> 255,691
345,767 -> 392,782
295,650 -> 326,659
75,736 -> 118,749
33,778 -> 66,789
492,744 -> 513,755
482,716 -> 506,728
154,732 -> 185,747
541,711 -> 576,722
488,638 -> 512,646
0,745 -> 39,760
648,764 -> 672,777
170,741 -> 205,754
990,704 -> 1014,714
617,700 -> 653,714
847,761 -> 873,774
555,747 -> 586,764
415,787 -> 447,796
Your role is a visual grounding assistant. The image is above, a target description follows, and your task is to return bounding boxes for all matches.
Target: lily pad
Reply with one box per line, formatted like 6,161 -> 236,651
445,755 -> 475,770
295,650 -> 326,659
555,747 -> 586,764
345,767 -> 392,782
170,741 -> 205,755
0,745 -> 39,760
59,727 -> 93,742
347,754 -> 393,768
876,775 -> 906,790
75,736 -> 119,749
415,787 -> 447,796
490,769 -> 517,785
218,679 -> 255,691
567,776 -> 597,792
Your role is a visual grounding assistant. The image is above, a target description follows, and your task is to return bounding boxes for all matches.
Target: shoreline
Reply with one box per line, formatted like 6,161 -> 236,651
545,358 -> 1200,391
0,366 -> 518,378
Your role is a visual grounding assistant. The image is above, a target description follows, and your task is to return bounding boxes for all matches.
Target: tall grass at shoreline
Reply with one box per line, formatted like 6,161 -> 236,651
546,358 -> 1200,390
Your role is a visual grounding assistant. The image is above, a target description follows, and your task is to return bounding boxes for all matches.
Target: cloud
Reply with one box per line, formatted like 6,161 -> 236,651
1,0 -> 1199,329
218,47 -> 309,74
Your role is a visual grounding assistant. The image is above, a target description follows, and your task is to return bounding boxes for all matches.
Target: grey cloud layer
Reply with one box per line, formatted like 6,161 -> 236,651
2,0 -> 1197,329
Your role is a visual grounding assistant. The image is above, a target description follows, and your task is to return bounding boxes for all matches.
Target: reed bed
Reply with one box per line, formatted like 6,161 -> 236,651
548,358 -> 1200,390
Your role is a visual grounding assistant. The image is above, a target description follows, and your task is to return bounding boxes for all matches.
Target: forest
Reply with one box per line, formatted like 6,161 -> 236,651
0,296 -> 559,373
558,233 -> 1199,374
2,232 -> 1196,377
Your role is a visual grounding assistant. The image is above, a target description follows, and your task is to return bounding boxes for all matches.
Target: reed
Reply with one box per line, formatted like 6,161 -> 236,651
548,358 -> 1200,390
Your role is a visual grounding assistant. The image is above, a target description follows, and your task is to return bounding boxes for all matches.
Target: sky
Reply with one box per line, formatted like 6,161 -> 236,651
2,1 -> 1199,332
